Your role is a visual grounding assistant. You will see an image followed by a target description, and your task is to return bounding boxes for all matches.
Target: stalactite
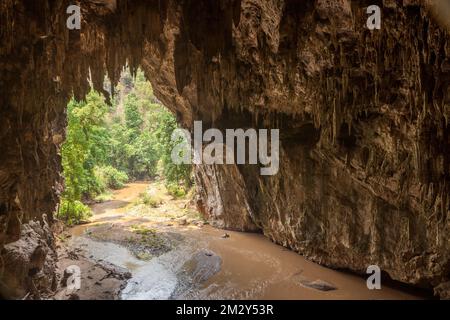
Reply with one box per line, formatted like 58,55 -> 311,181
1,0 -> 449,299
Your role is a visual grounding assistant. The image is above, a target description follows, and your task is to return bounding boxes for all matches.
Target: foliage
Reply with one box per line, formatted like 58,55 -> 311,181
94,166 -> 129,190
58,199 -> 92,225
60,68 -> 193,224
59,91 -> 109,222
137,192 -> 163,208
153,110 -> 193,191
108,69 -> 192,186
166,183 -> 187,198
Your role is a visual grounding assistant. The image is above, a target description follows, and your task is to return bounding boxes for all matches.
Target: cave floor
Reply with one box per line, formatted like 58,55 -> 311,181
53,182 -> 425,300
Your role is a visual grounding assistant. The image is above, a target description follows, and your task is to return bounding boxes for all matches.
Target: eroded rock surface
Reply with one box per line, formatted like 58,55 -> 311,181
1,0 -> 449,298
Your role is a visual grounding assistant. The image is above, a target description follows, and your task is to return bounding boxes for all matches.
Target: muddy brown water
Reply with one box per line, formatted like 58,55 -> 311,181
65,182 -> 426,300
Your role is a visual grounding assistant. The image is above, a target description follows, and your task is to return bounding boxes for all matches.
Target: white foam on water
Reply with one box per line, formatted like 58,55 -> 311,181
120,260 -> 178,300
121,244 -> 199,300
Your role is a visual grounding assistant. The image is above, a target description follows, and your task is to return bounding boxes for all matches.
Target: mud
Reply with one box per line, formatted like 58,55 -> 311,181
54,182 -> 429,300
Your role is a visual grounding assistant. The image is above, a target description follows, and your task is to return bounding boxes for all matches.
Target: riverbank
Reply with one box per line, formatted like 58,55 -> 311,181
53,182 -> 428,300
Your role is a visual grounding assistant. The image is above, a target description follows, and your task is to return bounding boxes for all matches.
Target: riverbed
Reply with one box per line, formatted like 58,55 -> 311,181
55,182 -> 426,300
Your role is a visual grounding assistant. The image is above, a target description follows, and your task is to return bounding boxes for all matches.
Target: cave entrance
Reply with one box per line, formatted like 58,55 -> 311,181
54,67 -> 204,299
1,0 -> 444,301
53,64 -> 432,299
58,67 -> 193,226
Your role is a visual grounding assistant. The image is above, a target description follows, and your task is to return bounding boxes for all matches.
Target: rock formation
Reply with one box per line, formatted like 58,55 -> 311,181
0,0 -> 449,299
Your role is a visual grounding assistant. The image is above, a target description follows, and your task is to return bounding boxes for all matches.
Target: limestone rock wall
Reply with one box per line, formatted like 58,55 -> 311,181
0,0 -> 449,298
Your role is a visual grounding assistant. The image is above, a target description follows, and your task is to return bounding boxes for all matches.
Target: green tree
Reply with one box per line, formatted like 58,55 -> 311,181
154,110 -> 193,193
60,69 -> 193,224
59,91 -> 110,223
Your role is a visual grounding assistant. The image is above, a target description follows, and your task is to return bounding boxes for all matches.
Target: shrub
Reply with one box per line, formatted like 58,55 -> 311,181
57,199 -> 92,225
138,192 -> 163,208
166,183 -> 187,198
94,166 -> 129,190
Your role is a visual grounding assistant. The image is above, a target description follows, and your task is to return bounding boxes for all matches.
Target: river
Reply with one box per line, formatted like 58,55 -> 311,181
56,182 -> 427,300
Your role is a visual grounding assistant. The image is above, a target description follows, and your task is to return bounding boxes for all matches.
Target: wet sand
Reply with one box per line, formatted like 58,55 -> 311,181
57,182 -> 427,300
